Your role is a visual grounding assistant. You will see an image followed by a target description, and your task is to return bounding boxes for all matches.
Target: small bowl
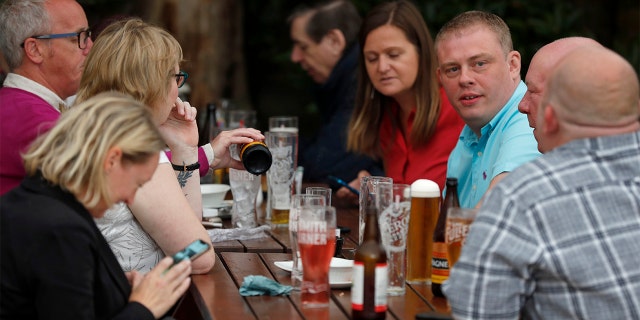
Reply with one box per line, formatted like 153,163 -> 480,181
201,184 -> 230,208
329,257 -> 354,284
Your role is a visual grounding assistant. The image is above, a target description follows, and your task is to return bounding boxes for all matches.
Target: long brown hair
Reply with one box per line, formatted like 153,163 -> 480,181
347,0 -> 441,158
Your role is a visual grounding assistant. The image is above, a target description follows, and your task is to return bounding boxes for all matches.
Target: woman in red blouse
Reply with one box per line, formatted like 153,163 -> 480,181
341,0 -> 464,200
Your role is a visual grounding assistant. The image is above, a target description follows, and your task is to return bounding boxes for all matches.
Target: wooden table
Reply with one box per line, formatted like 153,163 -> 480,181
208,197 -> 359,257
173,195 -> 451,319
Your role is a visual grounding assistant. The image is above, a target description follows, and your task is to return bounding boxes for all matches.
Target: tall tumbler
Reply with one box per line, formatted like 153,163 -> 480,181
406,179 -> 440,284
289,194 -> 326,290
229,168 -> 260,228
269,116 -> 299,133
267,116 -> 298,221
228,109 -> 256,129
228,142 -> 260,228
306,187 -> 332,206
266,131 -> 297,226
359,176 -> 393,245
298,205 -> 336,308
378,183 -> 411,295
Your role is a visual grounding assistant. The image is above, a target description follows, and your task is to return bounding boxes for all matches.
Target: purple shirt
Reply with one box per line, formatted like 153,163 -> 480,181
0,86 -> 210,195
0,87 -> 60,194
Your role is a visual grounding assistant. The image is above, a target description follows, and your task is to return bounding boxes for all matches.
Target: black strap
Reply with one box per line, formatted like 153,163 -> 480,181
171,161 -> 200,171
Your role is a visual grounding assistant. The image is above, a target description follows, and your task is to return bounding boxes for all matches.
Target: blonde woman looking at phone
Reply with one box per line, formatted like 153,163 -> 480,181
1,93 -> 193,319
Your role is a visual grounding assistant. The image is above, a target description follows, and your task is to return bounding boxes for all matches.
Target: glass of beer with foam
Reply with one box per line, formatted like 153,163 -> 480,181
406,179 -> 440,284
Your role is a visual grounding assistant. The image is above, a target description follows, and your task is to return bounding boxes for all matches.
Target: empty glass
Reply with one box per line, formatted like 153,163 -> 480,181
359,176 -> 393,244
305,186 -> 332,206
228,109 -> 256,129
378,183 -> 411,295
229,168 -> 260,228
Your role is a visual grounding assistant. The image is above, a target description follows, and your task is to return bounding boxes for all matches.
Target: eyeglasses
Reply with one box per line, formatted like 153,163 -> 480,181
21,29 -> 92,49
175,71 -> 189,88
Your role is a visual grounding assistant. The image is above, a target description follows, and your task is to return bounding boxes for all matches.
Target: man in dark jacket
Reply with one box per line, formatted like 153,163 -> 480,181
288,0 -> 383,191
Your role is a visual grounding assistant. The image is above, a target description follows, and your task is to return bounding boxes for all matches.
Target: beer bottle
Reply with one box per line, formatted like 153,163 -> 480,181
238,141 -> 272,175
431,178 -> 459,297
352,207 -> 388,319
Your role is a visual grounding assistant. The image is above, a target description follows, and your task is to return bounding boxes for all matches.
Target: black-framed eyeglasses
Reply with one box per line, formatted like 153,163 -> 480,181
20,29 -> 92,49
175,71 -> 189,88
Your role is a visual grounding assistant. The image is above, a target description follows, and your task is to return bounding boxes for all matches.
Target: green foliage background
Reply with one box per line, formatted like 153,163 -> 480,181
244,0 -> 638,133
79,0 -> 638,134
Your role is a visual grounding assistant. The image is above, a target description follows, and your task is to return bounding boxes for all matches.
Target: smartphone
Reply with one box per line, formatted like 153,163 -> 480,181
171,239 -> 211,266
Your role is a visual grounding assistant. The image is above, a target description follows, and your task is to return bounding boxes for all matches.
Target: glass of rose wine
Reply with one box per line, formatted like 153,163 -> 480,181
289,194 -> 326,290
298,205 -> 336,308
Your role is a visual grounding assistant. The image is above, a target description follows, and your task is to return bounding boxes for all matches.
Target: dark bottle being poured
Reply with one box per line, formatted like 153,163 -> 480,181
431,177 -> 459,297
239,141 -> 272,175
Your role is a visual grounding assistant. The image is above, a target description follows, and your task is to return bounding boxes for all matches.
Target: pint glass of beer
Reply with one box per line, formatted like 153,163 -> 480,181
266,130 -> 297,226
298,205 -> 336,308
446,207 -> 478,268
407,179 -> 440,284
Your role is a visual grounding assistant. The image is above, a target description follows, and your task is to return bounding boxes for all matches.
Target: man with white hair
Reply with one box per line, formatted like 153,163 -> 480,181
0,0 -> 93,194
444,46 -> 640,319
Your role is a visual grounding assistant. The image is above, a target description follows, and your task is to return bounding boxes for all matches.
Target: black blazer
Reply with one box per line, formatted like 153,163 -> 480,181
0,174 -> 154,320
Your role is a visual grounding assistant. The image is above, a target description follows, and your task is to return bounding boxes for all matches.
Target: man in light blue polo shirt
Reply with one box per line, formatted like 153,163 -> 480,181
435,11 -> 540,208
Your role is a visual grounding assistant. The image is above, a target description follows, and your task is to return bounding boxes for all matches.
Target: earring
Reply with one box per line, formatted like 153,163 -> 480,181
370,88 -> 375,100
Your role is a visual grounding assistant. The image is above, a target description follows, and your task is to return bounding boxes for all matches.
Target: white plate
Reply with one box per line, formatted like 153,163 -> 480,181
205,199 -> 233,209
203,200 -> 233,219
273,258 -> 353,289
274,260 -> 294,272
274,258 -> 354,271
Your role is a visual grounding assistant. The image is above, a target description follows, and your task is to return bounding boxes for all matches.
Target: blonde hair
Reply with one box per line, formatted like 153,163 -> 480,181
75,18 -> 182,113
435,11 -> 513,58
347,0 -> 441,158
23,92 -> 166,209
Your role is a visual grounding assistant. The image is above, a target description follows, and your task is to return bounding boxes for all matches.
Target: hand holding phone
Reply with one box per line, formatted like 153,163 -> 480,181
171,239 -> 211,266
328,175 -> 360,196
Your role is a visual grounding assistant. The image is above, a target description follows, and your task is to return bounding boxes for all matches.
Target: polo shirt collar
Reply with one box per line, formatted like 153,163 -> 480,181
459,81 -> 527,146
3,73 -> 65,112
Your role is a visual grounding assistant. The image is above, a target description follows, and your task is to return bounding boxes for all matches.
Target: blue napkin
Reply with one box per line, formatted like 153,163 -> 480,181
239,275 -> 292,296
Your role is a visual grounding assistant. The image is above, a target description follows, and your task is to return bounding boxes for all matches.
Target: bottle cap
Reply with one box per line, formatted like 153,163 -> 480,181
445,177 -> 458,186
241,141 -> 272,175
410,179 -> 440,198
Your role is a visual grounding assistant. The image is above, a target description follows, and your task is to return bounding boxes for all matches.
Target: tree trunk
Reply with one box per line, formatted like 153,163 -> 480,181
138,0 -> 249,117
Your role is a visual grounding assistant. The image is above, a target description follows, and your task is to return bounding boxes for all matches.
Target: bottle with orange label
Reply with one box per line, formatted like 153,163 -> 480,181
431,177 -> 459,297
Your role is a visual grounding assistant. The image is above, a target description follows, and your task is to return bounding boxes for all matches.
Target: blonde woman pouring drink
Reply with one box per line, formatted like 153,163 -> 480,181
74,18 -> 264,273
